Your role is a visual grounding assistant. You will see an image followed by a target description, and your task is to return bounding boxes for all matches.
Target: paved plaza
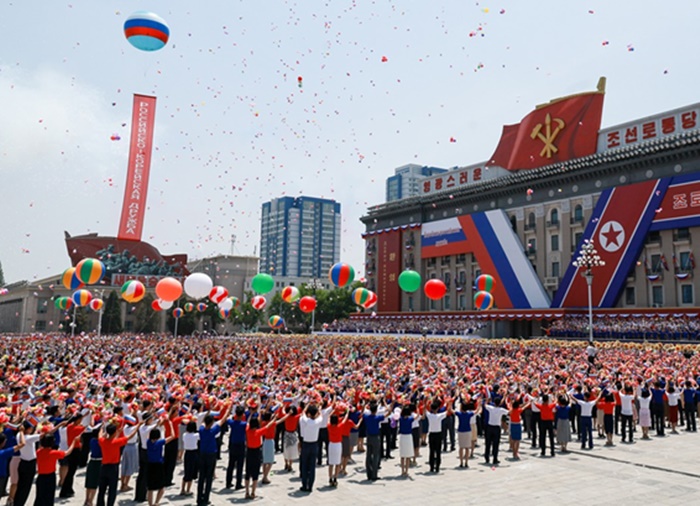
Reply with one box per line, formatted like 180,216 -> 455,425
26,428 -> 700,506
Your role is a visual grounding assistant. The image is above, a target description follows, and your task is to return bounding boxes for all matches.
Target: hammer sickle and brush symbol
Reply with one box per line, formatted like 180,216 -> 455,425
530,113 -> 565,158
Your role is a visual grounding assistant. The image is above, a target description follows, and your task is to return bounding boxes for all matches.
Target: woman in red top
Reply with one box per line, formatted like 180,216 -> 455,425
35,433 -> 77,506
282,406 -> 302,472
326,410 -> 351,487
535,394 -> 556,457
506,397 -> 529,460
599,393 -> 616,446
245,411 -> 287,500
59,413 -> 87,499
260,410 -> 288,486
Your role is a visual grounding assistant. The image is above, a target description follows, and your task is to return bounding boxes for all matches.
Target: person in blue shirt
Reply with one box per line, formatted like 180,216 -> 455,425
455,401 -> 480,468
225,405 -> 247,490
146,421 -> 175,506
197,404 -> 231,506
363,402 -> 385,482
682,380 -> 697,432
650,382 -> 666,436
85,431 -> 103,506
0,433 -> 24,500
398,406 -> 419,477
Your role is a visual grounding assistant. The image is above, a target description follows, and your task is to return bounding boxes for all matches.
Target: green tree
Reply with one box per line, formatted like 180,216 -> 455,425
0,260 -> 5,286
64,306 -> 89,334
232,291 -> 264,331
315,287 -> 357,326
102,291 -> 123,334
166,298 -> 196,336
134,293 -> 158,333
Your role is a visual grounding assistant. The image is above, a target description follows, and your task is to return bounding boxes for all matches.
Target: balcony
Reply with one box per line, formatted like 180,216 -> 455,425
525,247 -> 537,257
570,216 -> 584,225
524,223 -> 536,231
546,220 -> 560,229
673,230 -> 691,243
544,277 -> 559,287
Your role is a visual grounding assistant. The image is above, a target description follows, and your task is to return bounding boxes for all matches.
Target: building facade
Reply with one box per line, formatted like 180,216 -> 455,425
362,83 -> 700,335
386,164 -> 448,202
259,196 -> 341,278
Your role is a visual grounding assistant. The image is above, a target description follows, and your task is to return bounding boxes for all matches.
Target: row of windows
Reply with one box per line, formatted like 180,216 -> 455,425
625,285 -> 694,306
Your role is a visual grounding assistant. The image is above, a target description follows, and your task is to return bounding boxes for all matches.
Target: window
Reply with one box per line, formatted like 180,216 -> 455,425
676,228 -> 690,240
551,234 -> 559,252
444,295 -> 451,311
682,285 -> 694,304
652,286 -> 664,307
459,294 -> 466,310
574,205 -> 583,222
625,287 -> 635,305
528,238 -> 537,253
510,215 -> 517,233
443,272 -> 451,289
651,254 -> 661,273
456,253 -> 466,264
408,296 -> 414,311
527,212 -> 536,229
646,230 -> 661,243
551,262 -> 560,278
550,208 -> 559,225
680,251 -> 691,270
429,299 -> 436,311
36,298 -> 49,314
574,232 -> 583,252
35,320 -> 46,331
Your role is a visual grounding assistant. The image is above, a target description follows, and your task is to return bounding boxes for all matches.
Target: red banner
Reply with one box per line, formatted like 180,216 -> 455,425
653,181 -> 700,222
488,89 -> 604,170
377,231 -> 401,312
118,94 -> 157,241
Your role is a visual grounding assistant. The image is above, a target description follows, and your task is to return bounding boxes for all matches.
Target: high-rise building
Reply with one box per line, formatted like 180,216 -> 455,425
386,164 -> 448,202
259,196 -> 341,278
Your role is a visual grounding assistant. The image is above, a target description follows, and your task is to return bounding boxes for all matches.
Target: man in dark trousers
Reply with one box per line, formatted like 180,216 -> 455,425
299,404 -> 322,492
226,406 -> 247,490
362,403 -> 384,481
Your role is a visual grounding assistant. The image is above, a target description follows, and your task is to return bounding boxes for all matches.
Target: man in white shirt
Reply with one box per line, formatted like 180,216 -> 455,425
316,401 -> 334,466
619,386 -> 636,443
424,401 -> 448,473
15,424 -> 41,506
299,405 -> 323,493
483,400 -> 508,465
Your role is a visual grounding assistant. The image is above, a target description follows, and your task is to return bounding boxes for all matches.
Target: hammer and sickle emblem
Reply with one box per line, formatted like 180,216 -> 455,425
530,113 -> 565,158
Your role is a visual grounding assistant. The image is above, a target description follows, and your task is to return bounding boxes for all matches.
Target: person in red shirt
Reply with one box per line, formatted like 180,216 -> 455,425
598,392 -> 616,446
535,394 -> 556,457
507,397 -> 529,460
245,411 -> 287,500
326,410 -> 355,487
163,402 -> 185,487
97,421 -> 143,506
35,433 -> 77,506
282,406 -> 302,473
59,413 -> 87,499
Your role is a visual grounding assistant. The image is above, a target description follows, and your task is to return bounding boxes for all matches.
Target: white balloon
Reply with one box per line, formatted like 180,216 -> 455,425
159,299 -> 173,310
218,298 -> 233,311
184,273 -> 213,300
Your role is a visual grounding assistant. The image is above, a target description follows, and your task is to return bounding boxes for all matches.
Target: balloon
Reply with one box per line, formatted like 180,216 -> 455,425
196,302 -> 207,312
160,299 -> 173,310
155,277 -> 182,302
398,270 -> 421,293
0,288 -> 8,296
219,308 -> 230,319
61,268 -> 83,291
474,290 -> 494,310
475,274 -> 496,293
352,287 -> 371,306
424,279 -> 447,300
298,296 -> 317,313
209,286 -> 229,304
88,298 -> 103,311
75,258 -> 105,285
230,296 -> 240,309
251,274 -> 275,295
281,286 -> 300,303
121,280 -> 146,303
218,298 -> 233,311
363,290 -> 378,309
269,315 -> 285,328
328,262 -> 355,288
151,299 -> 164,311
251,295 -> 266,310
172,308 -> 184,318
124,11 -> 170,52
184,273 -> 213,300
71,289 -> 93,307
184,302 -> 195,312
54,297 -> 74,311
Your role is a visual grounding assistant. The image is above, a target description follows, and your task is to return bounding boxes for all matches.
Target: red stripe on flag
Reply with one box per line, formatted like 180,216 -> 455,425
124,27 -> 169,43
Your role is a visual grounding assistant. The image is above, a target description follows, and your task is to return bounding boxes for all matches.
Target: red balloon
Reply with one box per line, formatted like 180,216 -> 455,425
299,296 -> 317,313
424,279 -> 447,300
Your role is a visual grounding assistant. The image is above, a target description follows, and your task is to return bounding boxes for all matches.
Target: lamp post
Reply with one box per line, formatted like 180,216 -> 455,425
305,278 -> 324,335
573,239 -> 605,343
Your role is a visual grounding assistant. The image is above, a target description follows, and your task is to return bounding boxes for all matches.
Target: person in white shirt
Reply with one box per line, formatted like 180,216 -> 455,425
483,399 -> 508,465
424,400 -> 449,473
569,390 -> 603,449
618,386 -> 636,443
299,404 -> 323,493
180,420 -> 199,497
667,385 -> 682,434
14,423 -> 42,506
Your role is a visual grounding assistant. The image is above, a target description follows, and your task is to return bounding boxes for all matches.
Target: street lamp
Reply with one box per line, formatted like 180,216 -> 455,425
305,278 -> 324,334
572,239 -> 605,343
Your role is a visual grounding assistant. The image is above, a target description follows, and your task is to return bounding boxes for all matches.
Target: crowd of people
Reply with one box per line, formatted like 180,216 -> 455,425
0,333 -> 699,505
547,315 -> 700,340
325,316 -> 487,336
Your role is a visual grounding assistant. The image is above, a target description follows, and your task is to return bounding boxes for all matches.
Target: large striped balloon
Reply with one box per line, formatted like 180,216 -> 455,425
54,297 -> 74,311
475,274 -> 495,293
88,298 -> 104,311
281,286 -> 300,303
352,287 -> 370,306
71,289 -> 93,307
124,11 -> 170,52
121,280 -> 146,303
269,315 -> 285,328
61,268 -> 83,291
251,295 -> 266,310
362,290 -> 378,309
75,258 -> 105,285
209,286 -> 229,304
474,290 -> 494,311
329,262 -> 355,288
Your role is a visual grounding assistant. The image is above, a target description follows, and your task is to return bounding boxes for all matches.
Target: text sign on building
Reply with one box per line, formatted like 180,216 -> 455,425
597,104 -> 700,152
421,164 -> 508,196
376,231 -> 401,312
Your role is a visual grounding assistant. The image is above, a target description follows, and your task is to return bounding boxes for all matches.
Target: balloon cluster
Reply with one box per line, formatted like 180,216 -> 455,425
58,258 -> 107,313
474,274 -> 495,310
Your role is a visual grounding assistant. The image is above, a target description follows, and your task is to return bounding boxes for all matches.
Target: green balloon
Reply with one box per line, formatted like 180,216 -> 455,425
251,273 -> 275,294
398,270 -> 421,293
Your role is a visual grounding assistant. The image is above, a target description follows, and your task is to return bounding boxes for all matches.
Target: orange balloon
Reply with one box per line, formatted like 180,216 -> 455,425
155,277 -> 183,302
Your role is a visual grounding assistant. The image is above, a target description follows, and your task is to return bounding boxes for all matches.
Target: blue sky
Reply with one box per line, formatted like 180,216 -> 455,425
1,0 -> 700,283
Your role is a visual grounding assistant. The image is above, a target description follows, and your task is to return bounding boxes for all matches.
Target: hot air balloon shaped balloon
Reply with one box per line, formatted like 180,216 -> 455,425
352,287 -> 371,307
75,258 -> 105,285
88,298 -> 104,311
209,286 -> 229,304
62,268 -> 83,291
474,291 -> 494,311
281,286 -> 300,303
124,11 -> 170,52
121,280 -> 146,303
184,302 -> 194,313
71,289 -> 93,307
328,262 -> 355,288
219,308 -> 230,319
172,308 -> 184,318
55,297 -> 74,311
269,315 -> 285,329
251,296 -> 266,310
475,274 -> 496,293
196,302 -> 208,312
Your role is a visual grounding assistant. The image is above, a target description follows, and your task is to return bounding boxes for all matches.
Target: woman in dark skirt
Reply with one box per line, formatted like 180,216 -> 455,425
180,421 -> 199,497
146,421 -> 174,506
84,436 -> 102,506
